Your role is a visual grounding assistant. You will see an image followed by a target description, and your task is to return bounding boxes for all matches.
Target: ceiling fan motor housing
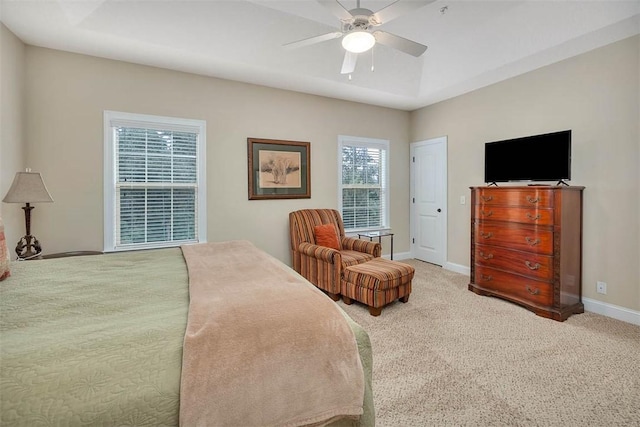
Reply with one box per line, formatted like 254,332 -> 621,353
342,8 -> 379,33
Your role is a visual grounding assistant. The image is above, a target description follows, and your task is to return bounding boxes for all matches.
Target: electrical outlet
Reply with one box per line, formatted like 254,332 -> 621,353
596,281 -> 607,295
460,195 -> 466,205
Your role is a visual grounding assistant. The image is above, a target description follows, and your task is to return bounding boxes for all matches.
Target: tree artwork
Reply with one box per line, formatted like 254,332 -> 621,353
258,150 -> 301,188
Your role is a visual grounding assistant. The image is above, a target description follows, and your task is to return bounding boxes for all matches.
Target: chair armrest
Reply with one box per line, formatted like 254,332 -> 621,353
298,242 -> 341,264
341,237 -> 382,257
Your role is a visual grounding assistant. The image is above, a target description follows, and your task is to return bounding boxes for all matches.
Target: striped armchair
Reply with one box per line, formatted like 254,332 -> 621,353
289,209 -> 381,300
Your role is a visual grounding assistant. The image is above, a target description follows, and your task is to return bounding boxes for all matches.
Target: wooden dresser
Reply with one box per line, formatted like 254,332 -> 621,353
469,186 -> 584,321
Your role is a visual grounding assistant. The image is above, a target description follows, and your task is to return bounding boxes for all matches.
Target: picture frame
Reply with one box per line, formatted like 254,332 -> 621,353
247,138 -> 311,200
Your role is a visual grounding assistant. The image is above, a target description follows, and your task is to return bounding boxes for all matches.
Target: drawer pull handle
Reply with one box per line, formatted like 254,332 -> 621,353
527,196 -> 539,204
526,286 -> 540,295
525,261 -> 540,270
479,252 -> 493,260
480,232 -> 493,239
481,210 -> 493,217
525,237 -> 540,246
526,213 -> 541,221
481,274 -> 492,282
481,195 -> 493,202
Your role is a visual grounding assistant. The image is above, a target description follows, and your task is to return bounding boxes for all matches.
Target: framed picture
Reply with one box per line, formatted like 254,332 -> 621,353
247,138 -> 311,200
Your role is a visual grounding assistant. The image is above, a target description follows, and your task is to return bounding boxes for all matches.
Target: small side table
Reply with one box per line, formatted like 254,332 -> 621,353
358,231 -> 394,260
41,251 -> 103,259
19,251 -> 103,261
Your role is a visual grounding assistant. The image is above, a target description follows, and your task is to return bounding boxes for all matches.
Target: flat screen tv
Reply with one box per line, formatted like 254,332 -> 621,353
484,130 -> 571,184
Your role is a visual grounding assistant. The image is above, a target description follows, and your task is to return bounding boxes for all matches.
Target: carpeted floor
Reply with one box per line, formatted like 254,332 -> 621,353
338,259 -> 640,426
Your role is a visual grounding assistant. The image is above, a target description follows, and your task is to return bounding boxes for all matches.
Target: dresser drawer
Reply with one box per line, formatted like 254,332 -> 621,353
474,205 -> 554,225
474,223 -> 553,255
474,265 -> 553,307
474,244 -> 553,281
475,188 -> 553,208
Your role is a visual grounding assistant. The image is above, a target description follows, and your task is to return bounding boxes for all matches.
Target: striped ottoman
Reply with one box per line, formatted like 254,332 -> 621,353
341,258 -> 415,316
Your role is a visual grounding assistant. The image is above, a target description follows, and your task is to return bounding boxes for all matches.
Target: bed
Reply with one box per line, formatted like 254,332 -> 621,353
0,241 -> 374,426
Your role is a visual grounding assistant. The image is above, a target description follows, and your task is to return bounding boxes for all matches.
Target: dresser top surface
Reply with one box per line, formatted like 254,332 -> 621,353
470,185 -> 585,191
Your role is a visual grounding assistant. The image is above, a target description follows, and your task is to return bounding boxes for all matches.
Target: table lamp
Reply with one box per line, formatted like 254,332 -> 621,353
2,169 -> 53,259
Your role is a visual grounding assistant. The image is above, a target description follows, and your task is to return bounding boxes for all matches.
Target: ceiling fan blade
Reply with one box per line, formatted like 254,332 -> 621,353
283,31 -> 343,49
371,0 -> 435,25
341,51 -> 358,74
317,0 -> 353,21
373,31 -> 427,57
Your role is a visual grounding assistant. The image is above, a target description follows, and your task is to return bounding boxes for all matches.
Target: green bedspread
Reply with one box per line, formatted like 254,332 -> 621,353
0,248 -> 373,426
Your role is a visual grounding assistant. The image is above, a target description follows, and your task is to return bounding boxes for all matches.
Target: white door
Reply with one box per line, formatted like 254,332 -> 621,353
410,137 -> 447,266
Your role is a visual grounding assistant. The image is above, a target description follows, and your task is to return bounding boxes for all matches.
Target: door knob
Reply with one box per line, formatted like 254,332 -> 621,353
437,208 -> 442,212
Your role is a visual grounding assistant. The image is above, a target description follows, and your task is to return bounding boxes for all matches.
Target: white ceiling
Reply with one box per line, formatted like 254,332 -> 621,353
1,0 -> 639,111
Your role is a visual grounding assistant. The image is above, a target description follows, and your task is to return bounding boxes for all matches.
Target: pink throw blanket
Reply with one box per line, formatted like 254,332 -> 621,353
179,241 -> 364,426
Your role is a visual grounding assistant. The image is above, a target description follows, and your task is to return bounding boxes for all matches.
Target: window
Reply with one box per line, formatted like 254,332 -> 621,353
338,135 -> 389,231
104,111 -> 206,252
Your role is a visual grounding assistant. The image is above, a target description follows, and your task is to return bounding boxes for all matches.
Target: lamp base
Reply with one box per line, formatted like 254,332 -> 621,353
16,234 -> 43,260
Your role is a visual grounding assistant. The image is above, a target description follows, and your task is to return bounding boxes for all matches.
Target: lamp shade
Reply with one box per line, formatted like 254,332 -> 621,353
342,30 -> 376,53
3,172 -> 53,204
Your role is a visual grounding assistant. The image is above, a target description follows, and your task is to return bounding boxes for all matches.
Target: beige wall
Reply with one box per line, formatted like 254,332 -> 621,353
410,35 -> 640,312
22,46 -> 410,264
0,23 -> 26,252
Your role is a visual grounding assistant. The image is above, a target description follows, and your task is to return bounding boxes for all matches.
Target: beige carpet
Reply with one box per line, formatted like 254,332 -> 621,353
338,259 -> 640,426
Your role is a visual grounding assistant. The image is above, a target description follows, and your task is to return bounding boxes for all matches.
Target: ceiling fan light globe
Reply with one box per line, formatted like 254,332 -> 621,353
342,31 -> 375,53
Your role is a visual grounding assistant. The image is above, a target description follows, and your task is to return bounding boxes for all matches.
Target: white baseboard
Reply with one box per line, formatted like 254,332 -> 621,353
385,251 -> 412,260
393,255 -> 471,275
444,262 -> 471,276
583,297 -> 640,326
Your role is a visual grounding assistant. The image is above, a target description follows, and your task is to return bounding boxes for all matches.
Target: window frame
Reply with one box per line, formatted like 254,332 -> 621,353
338,135 -> 390,233
103,110 -> 207,252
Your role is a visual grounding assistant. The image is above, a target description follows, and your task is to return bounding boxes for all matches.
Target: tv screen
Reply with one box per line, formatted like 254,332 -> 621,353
484,130 -> 571,183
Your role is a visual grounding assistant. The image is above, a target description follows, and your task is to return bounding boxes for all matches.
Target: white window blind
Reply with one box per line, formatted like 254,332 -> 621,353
104,111 -> 206,251
338,136 -> 389,231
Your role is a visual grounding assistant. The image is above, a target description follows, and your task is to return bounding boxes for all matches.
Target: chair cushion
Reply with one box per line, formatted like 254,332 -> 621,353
314,224 -> 341,250
341,250 -> 374,268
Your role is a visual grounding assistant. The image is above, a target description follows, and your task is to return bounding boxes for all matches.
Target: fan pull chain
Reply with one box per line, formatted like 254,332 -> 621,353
371,46 -> 375,72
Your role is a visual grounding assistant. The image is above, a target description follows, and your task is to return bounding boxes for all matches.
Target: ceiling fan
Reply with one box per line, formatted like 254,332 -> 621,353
283,0 -> 433,74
